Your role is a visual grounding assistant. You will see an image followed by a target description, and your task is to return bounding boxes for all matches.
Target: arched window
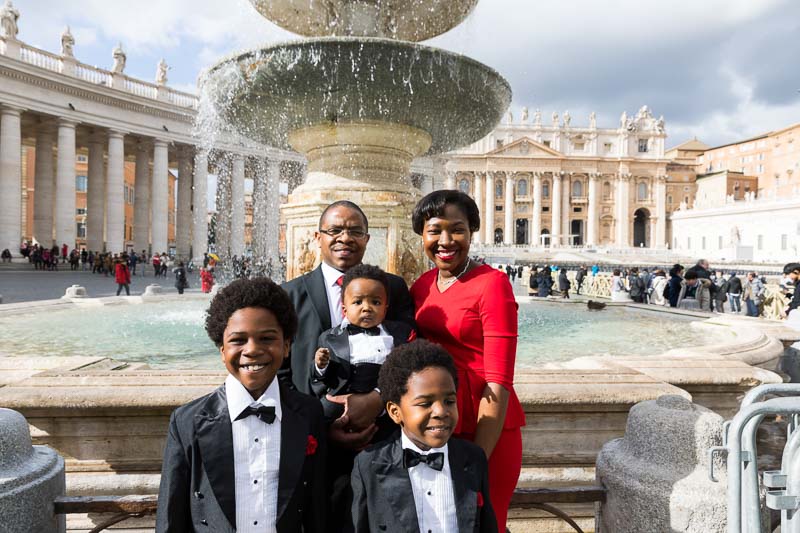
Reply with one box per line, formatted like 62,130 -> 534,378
603,181 -> 612,200
572,180 -> 583,197
637,182 -> 648,201
542,180 -> 550,199
495,180 -> 503,198
517,179 -> 529,196
458,178 -> 470,194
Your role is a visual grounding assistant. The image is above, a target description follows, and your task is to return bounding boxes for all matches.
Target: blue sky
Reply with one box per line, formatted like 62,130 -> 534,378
14,0 -> 800,148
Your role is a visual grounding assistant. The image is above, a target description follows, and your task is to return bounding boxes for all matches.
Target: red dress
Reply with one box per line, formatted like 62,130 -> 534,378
411,264 -> 525,529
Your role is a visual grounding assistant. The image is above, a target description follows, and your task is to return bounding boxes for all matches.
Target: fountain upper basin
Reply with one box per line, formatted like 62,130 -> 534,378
248,0 -> 478,42
201,37 -> 511,156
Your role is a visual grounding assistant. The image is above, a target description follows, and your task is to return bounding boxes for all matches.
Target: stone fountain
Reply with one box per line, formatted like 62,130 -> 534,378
200,0 -> 511,280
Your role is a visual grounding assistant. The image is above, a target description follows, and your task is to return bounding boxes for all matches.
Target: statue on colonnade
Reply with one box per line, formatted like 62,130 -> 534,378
0,0 -> 19,39
589,111 -> 596,129
60,26 -> 74,57
533,108 -> 542,127
521,107 -> 529,123
112,43 -> 126,73
156,58 -> 168,85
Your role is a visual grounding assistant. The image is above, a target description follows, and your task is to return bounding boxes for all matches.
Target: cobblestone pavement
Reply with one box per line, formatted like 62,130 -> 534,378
0,262 -> 202,304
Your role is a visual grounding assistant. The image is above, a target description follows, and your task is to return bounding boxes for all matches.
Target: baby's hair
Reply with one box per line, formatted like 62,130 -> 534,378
342,263 -> 389,296
378,340 -> 458,405
205,277 -> 297,347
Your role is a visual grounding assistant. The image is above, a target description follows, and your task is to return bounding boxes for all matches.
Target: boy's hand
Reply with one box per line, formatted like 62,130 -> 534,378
315,348 -> 330,369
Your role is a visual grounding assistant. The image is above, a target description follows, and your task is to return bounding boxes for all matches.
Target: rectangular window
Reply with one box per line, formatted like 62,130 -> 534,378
496,140 -> 504,149
76,208 -> 86,215
718,236 -> 723,249
638,139 -> 648,153
702,236 -> 706,250
77,222 -> 86,238
77,155 -> 87,162
543,206 -> 550,212
495,205 -> 502,212
543,140 -> 551,148
604,142 -> 613,152
76,175 -> 88,192
574,142 -> 585,151
782,235 -> 788,250
757,235 -> 763,250
687,237 -> 691,248
573,207 -> 582,213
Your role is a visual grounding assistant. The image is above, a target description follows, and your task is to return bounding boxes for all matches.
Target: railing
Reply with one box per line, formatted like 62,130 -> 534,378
19,43 -> 61,72
123,77 -> 158,99
74,63 -> 112,86
55,487 -> 606,533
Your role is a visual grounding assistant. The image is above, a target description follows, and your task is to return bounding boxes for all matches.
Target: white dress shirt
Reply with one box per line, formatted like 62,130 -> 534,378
315,318 -> 394,376
321,262 -> 345,328
226,374 -> 282,533
401,431 -> 459,533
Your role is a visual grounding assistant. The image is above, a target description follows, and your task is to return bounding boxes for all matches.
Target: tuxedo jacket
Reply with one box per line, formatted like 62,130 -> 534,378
310,319 -> 415,398
351,435 -> 498,533
155,382 -> 327,533
281,265 -> 416,394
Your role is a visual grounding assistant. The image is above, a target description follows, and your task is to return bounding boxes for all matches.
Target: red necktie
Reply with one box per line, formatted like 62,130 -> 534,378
335,275 -> 345,317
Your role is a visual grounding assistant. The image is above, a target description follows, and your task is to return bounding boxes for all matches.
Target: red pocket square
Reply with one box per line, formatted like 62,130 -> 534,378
476,492 -> 484,507
306,435 -> 318,456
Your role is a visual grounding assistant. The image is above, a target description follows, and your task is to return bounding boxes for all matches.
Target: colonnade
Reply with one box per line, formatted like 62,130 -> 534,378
449,170 -> 668,248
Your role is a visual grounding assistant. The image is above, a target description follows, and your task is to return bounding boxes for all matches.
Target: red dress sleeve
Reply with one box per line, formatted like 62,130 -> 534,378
480,272 -> 518,390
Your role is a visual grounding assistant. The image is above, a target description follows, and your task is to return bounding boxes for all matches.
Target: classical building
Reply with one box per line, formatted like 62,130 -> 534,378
0,6 -> 299,261
441,106 -> 675,248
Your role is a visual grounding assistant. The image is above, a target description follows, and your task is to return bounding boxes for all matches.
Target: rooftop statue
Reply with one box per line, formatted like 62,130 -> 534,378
112,43 -> 126,74
0,0 -> 19,39
551,111 -> 559,128
620,111 -> 628,130
589,111 -> 596,129
60,26 -> 74,57
521,107 -> 528,123
563,110 -> 571,127
533,108 -> 542,127
156,58 -> 168,85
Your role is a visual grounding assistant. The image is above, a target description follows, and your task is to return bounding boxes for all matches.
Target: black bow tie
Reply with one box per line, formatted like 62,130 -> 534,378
235,404 -> 276,424
347,324 -> 381,336
403,448 -> 445,471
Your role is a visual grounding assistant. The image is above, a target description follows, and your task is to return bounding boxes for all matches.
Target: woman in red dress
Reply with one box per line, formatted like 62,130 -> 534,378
410,190 -> 525,530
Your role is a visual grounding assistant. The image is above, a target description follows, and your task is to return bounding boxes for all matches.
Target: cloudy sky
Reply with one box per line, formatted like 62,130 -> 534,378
15,0 -> 800,148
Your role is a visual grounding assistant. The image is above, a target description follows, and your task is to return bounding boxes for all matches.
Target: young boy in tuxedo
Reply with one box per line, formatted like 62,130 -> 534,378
156,278 -> 326,533
351,340 -> 497,533
311,263 -> 415,430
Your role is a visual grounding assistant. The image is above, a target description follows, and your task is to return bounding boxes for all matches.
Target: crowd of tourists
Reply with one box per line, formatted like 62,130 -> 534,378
157,193 -> 523,532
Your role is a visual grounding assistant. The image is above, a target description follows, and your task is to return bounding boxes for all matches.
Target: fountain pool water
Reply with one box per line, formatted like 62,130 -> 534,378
0,300 -> 722,369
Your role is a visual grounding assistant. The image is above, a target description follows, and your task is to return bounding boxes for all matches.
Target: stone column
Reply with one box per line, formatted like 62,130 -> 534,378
105,131 -> 125,253
215,157 -> 232,259
615,174 -> 631,247
191,149 -> 209,262
562,175 -> 571,244
133,140 -> 150,254
484,172 -> 495,244
54,118 -> 77,249
33,125 -> 56,247
444,173 -> 455,190
265,158 -> 281,262
176,148 -> 193,260
151,140 -> 169,254
587,174 -> 599,246
655,175 -> 667,248
86,131 -> 106,252
551,172 -> 562,247
472,172 -> 483,244
531,172 -> 542,246
503,173 -> 514,244
230,154 -> 246,258
420,173 -> 434,196
0,106 -> 22,255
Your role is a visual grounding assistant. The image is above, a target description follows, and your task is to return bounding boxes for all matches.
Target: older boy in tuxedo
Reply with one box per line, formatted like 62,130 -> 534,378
156,278 -> 326,532
351,340 -> 497,533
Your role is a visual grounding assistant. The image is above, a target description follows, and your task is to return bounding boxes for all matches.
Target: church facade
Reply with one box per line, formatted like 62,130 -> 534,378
440,106 -> 680,249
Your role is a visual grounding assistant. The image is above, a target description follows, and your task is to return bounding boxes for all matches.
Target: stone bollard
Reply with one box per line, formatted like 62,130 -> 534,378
62,285 -> 87,298
596,395 -> 735,532
144,284 -> 163,296
0,408 -> 65,532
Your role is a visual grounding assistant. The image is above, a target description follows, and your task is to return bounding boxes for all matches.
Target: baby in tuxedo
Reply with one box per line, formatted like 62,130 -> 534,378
311,263 -> 415,424
156,278 -> 326,533
351,340 -> 497,533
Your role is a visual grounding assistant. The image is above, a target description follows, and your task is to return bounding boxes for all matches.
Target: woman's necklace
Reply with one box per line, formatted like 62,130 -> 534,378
438,259 -> 472,288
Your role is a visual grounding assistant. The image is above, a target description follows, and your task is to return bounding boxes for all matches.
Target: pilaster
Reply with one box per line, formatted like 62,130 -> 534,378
484,171 -> 495,244
472,172 -> 483,244
503,172 -> 514,245
531,172 -> 542,246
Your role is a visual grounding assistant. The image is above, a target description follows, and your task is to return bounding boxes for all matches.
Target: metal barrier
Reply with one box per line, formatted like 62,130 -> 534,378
709,384 -> 800,533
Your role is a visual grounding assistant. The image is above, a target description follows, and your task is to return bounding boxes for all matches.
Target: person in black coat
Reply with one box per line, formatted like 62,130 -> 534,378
667,264 -> 684,308
558,269 -> 571,299
538,268 -> 553,298
352,341 -> 497,533
727,271 -> 743,313
156,278 -> 327,533
784,263 -> 800,318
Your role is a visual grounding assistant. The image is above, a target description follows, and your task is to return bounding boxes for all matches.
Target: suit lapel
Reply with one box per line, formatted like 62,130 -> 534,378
195,386 -> 237,530
277,386 -> 308,521
375,439 -> 421,533
327,327 -> 351,370
305,266 -> 332,331
449,440 -> 478,532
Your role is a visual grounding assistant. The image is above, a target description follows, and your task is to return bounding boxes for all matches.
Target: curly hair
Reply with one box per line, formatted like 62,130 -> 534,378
378,340 -> 458,405
341,263 -> 389,297
411,190 -> 481,235
205,277 -> 298,347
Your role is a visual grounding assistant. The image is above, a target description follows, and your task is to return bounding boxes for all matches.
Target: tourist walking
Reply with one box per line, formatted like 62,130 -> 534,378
173,262 -> 188,295
666,264 -> 684,307
628,267 -> 646,303
200,267 -> 214,293
744,272 -> 765,317
528,266 -> 539,296
538,267 -> 553,297
611,269 -> 629,302
558,268 -> 571,298
576,266 -> 587,295
714,271 -> 729,313
152,253 -> 161,277
409,190 -> 525,531
783,263 -> 800,321
650,269 -> 668,306
727,271 -> 743,313
114,257 -> 131,296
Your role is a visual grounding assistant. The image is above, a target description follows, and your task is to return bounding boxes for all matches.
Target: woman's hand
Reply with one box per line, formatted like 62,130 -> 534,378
473,382 -> 510,458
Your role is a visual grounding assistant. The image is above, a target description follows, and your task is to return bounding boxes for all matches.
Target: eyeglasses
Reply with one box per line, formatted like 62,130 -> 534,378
318,227 -> 368,239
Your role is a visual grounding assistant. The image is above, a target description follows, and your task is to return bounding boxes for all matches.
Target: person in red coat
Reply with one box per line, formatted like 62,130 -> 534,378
115,257 -> 131,296
200,267 -> 214,293
409,190 -> 525,531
